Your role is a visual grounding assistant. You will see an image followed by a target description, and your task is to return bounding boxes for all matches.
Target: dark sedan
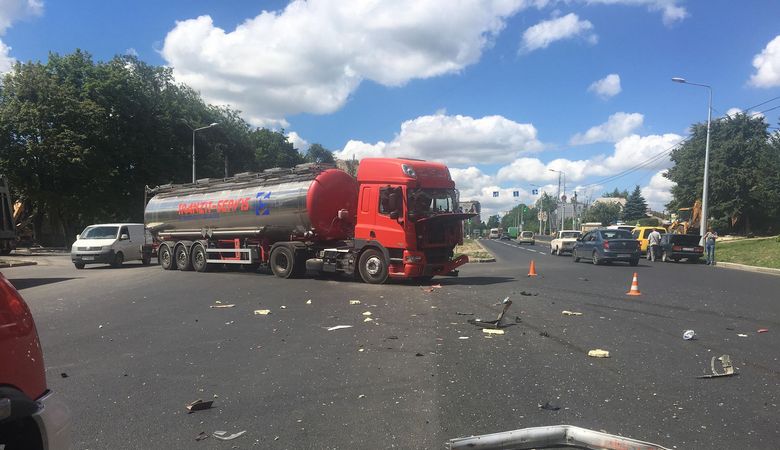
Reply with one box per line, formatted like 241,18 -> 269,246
660,233 -> 704,262
573,229 -> 640,266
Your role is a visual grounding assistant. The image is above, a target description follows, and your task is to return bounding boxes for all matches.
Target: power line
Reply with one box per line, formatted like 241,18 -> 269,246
742,95 -> 780,113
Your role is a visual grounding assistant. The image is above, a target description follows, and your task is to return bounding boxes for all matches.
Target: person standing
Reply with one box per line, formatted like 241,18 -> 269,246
647,229 -> 662,262
704,227 -> 718,265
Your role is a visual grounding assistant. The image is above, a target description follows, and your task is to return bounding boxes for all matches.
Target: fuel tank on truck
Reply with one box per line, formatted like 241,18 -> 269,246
144,164 -> 358,242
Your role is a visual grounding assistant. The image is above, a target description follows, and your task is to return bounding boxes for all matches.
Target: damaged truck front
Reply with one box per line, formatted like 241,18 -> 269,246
144,158 -> 474,284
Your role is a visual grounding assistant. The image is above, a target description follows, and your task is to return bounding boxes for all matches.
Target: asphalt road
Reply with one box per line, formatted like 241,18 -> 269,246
3,243 -> 779,449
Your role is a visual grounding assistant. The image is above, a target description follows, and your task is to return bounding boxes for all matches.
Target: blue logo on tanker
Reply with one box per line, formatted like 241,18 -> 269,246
255,191 -> 272,216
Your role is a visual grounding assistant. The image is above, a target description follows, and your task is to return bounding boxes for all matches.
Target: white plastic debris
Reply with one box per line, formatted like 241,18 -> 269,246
327,325 -> 353,331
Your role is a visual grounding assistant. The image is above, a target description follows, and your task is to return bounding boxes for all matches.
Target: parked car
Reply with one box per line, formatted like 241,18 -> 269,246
550,230 -> 581,255
572,229 -> 641,266
71,223 -> 153,269
660,234 -> 704,263
516,231 -> 535,245
631,226 -> 667,254
0,272 -> 70,449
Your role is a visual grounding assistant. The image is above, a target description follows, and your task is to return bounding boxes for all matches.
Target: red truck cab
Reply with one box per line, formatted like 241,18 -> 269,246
353,158 -> 472,282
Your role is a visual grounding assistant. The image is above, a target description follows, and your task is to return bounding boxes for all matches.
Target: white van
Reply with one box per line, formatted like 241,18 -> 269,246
488,228 -> 501,239
71,223 -> 152,269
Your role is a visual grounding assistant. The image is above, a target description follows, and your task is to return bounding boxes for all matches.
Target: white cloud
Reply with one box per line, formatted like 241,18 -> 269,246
725,107 -> 742,117
584,0 -> 687,26
0,40 -> 14,72
749,35 -> 780,88
125,48 -> 139,57
520,13 -> 597,52
286,131 -> 310,152
334,113 -> 543,165
641,170 -> 675,210
499,132 -> 683,183
0,0 -> 44,73
162,0 -> 532,126
570,112 -> 643,145
588,73 -> 621,98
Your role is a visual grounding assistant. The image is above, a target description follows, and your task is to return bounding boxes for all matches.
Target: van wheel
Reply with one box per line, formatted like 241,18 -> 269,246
159,245 -> 175,270
191,244 -> 208,272
359,248 -> 388,284
74,262 -> 85,269
270,246 -> 296,278
111,252 -> 124,268
175,246 -> 192,271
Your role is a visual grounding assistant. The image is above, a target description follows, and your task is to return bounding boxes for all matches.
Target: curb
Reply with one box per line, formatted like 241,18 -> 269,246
471,240 -> 495,263
715,261 -> 780,277
0,260 -> 38,268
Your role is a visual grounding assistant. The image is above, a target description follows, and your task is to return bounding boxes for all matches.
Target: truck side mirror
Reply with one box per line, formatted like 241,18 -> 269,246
120,234 -> 129,240
389,211 -> 399,220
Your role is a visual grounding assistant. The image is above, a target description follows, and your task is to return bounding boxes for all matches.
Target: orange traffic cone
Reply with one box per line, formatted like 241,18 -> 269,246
626,272 -> 642,296
527,260 -> 538,277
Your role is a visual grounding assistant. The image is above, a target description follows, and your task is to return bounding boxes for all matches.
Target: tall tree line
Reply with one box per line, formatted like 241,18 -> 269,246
0,51 -> 334,245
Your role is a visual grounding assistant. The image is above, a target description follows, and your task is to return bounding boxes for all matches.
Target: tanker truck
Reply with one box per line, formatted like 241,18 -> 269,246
144,158 -> 474,284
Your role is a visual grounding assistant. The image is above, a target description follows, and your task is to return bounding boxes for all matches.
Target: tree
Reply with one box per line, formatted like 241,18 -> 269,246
251,128 -> 304,170
666,113 -> 780,234
305,143 -> 335,164
582,202 -> 622,225
486,215 -> 500,229
622,185 -> 648,222
603,188 -> 629,198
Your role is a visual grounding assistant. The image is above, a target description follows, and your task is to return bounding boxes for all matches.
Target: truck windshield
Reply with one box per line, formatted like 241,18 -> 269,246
407,189 -> 457,217
81,226 -> 119,239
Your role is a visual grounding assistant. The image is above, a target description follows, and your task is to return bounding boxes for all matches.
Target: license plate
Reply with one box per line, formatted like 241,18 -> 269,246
683,247 -> 694,251
82,256 -> 94,261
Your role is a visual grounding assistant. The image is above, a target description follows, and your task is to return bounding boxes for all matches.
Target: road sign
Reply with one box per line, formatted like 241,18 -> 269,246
493,191 -> 499,197
532,189 -> 538,195
513,191 -> 519,197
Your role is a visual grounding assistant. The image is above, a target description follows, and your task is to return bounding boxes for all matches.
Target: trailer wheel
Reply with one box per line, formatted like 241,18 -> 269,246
175,245 -> 192,271
359,248 -> 388,284
159,244 -> 176,270
191,244 -> 208,272
270,246 -> 295,278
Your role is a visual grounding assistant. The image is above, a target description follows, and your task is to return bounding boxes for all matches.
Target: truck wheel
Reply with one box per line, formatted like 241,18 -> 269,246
191,244 -> 209,272
359,248 -> 388,284
74,262 -> 85,269
111,252 -> 124,268
270,246 -> 296,278
175,246 -> 192,271
159,245 -> 176,270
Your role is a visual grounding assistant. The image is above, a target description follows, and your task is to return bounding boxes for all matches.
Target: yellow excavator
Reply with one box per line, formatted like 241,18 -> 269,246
668,199 -> 701,235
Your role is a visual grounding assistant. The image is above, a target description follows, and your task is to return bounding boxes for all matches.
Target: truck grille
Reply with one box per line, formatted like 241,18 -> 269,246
425,248 -> 453,264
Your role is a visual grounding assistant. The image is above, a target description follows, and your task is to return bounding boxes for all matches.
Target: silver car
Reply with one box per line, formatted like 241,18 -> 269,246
516,231 -> 535,245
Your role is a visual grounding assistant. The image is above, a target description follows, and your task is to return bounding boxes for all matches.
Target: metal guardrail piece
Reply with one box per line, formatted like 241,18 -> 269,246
448,425 -> 670,450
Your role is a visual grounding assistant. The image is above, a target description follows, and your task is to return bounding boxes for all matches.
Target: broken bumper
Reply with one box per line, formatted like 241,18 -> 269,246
390,254 -> 470,278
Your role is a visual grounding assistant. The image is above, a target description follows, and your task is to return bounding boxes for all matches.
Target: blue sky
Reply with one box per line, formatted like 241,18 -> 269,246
3,0 -> 780,218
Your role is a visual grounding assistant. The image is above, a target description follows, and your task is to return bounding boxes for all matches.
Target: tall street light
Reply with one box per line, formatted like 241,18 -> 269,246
186,122 -> 219,183
672,77 -> 711,239
549,169 -> 566,231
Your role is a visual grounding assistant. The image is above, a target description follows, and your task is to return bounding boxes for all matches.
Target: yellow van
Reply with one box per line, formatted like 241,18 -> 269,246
631,226 -> 667,253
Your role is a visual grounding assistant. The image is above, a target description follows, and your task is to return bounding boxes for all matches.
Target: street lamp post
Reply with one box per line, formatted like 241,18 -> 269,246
186,122 -> 219,183
549,169 -> 566,231
672,77 -> 711,240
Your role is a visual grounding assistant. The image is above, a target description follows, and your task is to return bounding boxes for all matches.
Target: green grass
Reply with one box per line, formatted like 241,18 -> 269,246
717,236 -> 780,269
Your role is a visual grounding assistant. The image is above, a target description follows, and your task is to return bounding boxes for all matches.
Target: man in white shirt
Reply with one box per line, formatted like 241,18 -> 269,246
647,229 -> 662,262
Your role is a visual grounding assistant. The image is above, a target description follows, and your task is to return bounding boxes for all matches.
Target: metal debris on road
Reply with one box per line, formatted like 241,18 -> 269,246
468,297 -> 512,329
587,349 -> 610,358
213,430 -> 246,441
254,309 -> 271,315
195,432 -> 210,441
737,333 -> 748,337
362,311 -> 372,316
349,300 -> 361,305
683,330 -> 696,340
306,299 -> 312,305
60,372 -> 68,378
326,325 -> 353,331
280,305 -> 287,309
186,399 -> 214,413
561,310 -> 583,316
415,352 -> 425,356
455,312 -> 474,316
458,336 -> 469,340
539,402 -> 560,411
209,303 -> 235,308
482,328 -> 505,335
697,354 -> 736,379
363,317 -> 373,322
757,328 -> 768,333
358,394 -> 366,399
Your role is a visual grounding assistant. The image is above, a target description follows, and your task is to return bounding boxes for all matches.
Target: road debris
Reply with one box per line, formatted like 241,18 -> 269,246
539,331 -> 549,337
280,305 -> 287,309
186,399 -> 214,413
561,310 -> 582,316
363,317 -> 373,322
326,325 -> 353,331
456,312 -> 474,316
683,330 -> 696,340
213,430 -> 247,441
539,402 -> 560,411
306,299 -> 312,305
209,303 -> 235,308
386,335 -> 399,340
362,311 -> 372,316
358,394 -> 366,399
224,321 -> 234,325
737,333 -> 748,337
458,336 -> 470,340
587,349 -> 610,358
349,300 -> 361,305
195,432 -> 210,441
468,297 -> 512,329
415,352 -> 425,356
254,309 -> 271,315
697,354 -> 736,379
519,291 -> 538,296
60,372 -> 68,378
482,328 -> 505,335
757,328 -> 768,333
